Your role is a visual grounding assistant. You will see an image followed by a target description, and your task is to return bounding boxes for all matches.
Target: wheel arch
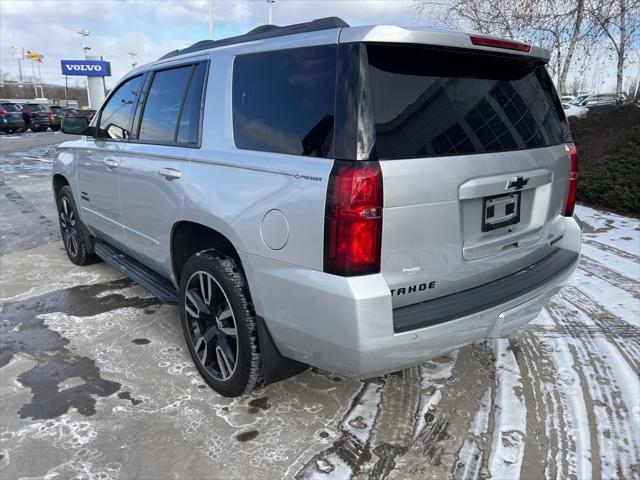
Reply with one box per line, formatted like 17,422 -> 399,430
52,173 -> 70,199
170,221 -> 243,285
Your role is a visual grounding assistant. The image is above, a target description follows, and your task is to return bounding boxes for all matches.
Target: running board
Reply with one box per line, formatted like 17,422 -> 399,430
95,241 -> 179,304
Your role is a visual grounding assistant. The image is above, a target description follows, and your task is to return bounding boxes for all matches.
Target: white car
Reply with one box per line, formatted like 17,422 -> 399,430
563,102 -> 588,118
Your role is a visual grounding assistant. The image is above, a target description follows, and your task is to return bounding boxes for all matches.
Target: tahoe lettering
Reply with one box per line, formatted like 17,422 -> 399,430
391,281 -> 436,296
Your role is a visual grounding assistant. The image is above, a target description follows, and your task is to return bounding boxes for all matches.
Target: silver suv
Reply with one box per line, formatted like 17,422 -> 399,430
54,18 -> 581,397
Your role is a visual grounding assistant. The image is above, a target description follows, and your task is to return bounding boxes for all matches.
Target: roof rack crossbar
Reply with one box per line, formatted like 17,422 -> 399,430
159,17 -> 349,60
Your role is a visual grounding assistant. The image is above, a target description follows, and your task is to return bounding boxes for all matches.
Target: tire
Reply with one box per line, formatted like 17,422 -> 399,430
56,186 -> 97,266
31,127 -> 41,132
179,251 -> 262,397
51,125 -> 60,131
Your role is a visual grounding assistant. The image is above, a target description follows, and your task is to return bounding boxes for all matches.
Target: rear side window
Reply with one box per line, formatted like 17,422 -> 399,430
177,63 -> 207,144
366,44 -> 570,159
1,104 -> 19,112
232,45 -> 337,158
98,75 -> 144,139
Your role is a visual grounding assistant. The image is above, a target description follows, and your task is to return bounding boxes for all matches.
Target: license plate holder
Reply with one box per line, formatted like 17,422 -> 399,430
482,192 -> 521,232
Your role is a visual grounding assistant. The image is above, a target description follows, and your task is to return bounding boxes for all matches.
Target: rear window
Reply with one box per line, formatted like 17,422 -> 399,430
232,45 -> 337,158
22,104 -> 46,112
366,44 -> 570,160
1,104 -> 19,112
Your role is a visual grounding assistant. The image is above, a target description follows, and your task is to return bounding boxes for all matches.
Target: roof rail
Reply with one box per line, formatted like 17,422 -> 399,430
158,17 -> 349,60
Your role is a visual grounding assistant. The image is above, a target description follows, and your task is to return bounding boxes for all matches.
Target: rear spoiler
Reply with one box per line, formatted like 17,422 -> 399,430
338,25 -> 550,62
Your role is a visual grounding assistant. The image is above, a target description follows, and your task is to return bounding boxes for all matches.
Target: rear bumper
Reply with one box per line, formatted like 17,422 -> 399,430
1,119 -> 25,129
244,216 -> 581,378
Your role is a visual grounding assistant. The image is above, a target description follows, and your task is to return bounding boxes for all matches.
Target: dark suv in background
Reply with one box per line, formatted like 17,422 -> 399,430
0,102 -> 26,134
48,106 -> 66,131
19,103 -> 51,132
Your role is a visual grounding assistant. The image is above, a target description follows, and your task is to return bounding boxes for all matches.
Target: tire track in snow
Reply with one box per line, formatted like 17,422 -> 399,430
546,296 -> 639,478
577,256 -> 639,296
488,338 -> 527,480
560,285 -> 640,375
295,379 -> 384,479
582,238 -> 640,265
520,317 -> 595,480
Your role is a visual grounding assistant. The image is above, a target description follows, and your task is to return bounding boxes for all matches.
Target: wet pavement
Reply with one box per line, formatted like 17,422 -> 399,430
0,131 -> 639,479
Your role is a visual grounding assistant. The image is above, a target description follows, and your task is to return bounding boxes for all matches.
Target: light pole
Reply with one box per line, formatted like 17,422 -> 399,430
267,0 -> 275,24
128,50 -> 138,69
11,46 -> 24,87
76,28 -> 90,54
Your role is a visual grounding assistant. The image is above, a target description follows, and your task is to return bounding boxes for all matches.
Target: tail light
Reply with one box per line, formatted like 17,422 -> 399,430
470,35 -> 532,53
0,109 -> 7,115
564,143 -> 579,216
324,161 -> 383,276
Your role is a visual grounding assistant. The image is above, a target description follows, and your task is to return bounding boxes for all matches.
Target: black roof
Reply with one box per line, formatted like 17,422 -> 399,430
159,17 -> 349,60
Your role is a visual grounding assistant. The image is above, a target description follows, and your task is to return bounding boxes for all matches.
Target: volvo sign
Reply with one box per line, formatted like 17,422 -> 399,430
60,59 -> 111,77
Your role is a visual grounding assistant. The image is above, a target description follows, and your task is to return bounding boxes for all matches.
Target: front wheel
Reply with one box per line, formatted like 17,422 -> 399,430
56,186 -> 97,266
179,251 -> 262,397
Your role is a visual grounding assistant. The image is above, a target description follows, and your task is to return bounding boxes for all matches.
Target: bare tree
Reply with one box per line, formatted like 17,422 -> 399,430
587,0 -> 640,94
412,0 -> 597,93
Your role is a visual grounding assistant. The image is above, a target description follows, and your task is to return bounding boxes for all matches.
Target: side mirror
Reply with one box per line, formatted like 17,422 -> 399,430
61,116 -> 90,135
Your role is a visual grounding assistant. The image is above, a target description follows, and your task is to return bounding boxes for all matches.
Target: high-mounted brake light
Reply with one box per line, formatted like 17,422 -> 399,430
324,161 -> 383,276
564,143 -> 579,216
470,35 -> 532,53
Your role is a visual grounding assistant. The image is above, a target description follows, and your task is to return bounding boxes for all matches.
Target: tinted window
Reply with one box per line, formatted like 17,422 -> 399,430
139,66 -> 192,142
367,44 -> 570,159
98,75 -> 143,139
177,63 -> 207,144
1,103 -> 19,112
22,104 -> 45,112
233,45 -> 336,157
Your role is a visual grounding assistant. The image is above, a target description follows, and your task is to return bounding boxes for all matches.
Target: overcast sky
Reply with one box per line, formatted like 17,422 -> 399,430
0,0 -> 418,88
0,0 -> 634,92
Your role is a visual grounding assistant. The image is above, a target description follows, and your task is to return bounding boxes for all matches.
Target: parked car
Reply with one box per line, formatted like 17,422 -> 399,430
62,108 -> 80,117
0,102 -> 26,133
19,103 -> 51,132
568,94 -> 590,106
71,108 -> 96,121
54,18 -> 581,397
48,105 -> 65,131
579,93 -> 620,112
563,102 -> 588,119
560,95 -> 573,103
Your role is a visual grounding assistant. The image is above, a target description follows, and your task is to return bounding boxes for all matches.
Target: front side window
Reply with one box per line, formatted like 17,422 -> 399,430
98,75 -> 143,139
232,45 -> 337,158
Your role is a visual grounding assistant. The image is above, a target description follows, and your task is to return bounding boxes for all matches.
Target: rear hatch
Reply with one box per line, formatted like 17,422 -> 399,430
364,43 -> 572,308
0,103 -> 23,121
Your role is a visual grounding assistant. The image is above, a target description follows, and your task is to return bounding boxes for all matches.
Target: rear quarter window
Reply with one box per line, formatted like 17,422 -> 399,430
366,44 -> 570,160
232,45 -> 337,158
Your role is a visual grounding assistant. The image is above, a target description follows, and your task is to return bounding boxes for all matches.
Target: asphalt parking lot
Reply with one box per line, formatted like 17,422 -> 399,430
1,131 -> 639,479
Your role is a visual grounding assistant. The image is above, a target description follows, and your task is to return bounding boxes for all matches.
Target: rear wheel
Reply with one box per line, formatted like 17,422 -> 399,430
179,251 -> 262,397
56,186 -> 96,266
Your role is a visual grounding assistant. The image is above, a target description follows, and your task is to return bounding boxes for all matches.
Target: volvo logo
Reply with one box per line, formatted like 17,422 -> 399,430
507,176 -> 529,190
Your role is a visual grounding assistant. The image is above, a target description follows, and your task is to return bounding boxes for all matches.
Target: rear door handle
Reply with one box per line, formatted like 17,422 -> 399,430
158,168 -> 182,180
103,158 -> 118,170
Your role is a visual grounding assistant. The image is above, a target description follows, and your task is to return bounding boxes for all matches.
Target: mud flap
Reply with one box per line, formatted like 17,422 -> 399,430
256,316 -> 308,386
